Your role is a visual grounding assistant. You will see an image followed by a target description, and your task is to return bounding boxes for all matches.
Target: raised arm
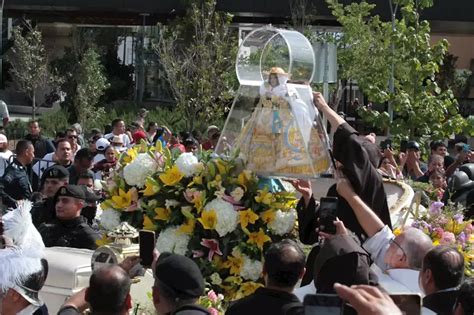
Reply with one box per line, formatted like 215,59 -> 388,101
313,92 -> 345,131
336,177 -> 384,237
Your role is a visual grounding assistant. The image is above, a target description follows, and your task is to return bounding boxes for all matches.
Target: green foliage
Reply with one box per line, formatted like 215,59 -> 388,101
327,0 -> 471,139
73,48 -> 110,130
155,0 -> 238,131
8,25 -> 61,119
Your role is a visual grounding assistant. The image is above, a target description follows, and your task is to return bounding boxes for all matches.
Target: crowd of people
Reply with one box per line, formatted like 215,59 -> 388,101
0,94 -> 473,315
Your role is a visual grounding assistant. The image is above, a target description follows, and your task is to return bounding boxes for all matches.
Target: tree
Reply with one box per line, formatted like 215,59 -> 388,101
327,0 -> 472,141
155,0 -> 238,131
8,25 -> 59,119
73,48 -> 109,130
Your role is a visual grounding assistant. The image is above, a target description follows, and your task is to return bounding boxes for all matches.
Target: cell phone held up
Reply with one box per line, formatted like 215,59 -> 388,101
318,197 -> 339,235
139,230 -> 156,268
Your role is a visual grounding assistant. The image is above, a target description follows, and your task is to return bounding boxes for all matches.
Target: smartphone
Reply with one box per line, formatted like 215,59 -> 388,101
304,294 -> 343,315
139,230 -> 156,268
400,140 -> 408,153
390,293 -> 422,315
463,144 -> 470,153
319,197 -> 339,234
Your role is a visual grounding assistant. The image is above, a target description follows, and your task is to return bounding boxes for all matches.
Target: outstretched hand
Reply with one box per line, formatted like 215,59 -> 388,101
312,92 -> 329,111
288,179 -> 312,207
334,284 -> 402,315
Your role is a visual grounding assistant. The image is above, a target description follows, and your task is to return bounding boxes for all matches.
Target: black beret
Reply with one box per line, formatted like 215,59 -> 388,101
55,185 -> 86,200
155,253 -> 204,299
43,165 -> 69,180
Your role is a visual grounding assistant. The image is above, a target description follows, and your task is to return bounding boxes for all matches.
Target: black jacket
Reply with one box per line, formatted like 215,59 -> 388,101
31,197 -> 56,228
0,158 -> 32,208
38,216 -> 100,250
172,304 -> 211,315
297,123 -> 391,285
423,289 -> 458,315
25,134 -> 55,159
226,288 -> 301,315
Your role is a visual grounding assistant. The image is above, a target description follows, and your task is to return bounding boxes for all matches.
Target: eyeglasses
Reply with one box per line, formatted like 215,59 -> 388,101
389,238 -> 407,257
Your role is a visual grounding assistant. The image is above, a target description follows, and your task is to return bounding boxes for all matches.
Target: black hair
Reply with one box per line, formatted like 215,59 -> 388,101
15,140 -> 32,156
457,279 -> 474,315
20,258 -> 49,291
56,131 -> 66,139
78,172 -> 94,180
423,246 -> 464,290
87,266 -> 131,314
74,148 -> 94,162
56,138 -> 70,146
430,140 -> 446,151
264,239 -> 305,288
111,119 -> 124,128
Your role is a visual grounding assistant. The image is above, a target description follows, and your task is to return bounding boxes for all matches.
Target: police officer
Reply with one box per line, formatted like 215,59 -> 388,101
38,185 -> 100,250
0,140 -> 34,209
30,165 -> 69,228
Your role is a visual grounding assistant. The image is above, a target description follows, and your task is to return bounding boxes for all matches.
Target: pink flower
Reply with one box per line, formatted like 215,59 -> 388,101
433,227 -> 444,239
208,307 -> 219,315
184,189 -> 201,203
200,239 -> 223,262
440,232 -> 456,245
207,290 -> 218,303
464,223 -> 474,234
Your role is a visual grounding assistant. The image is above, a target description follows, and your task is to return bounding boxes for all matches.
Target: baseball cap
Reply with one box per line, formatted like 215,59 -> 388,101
154,253 -> 205,299
55,185 -> 86,200
0,133 -> 7,143
95,138 -> 110,151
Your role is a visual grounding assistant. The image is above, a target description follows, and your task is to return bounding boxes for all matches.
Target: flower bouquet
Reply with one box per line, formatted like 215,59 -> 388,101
99,141 -> 298,301
410,201 -> 473,276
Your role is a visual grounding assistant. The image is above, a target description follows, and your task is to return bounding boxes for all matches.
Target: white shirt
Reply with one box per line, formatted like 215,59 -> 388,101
0,150 -> 13,176
17,304 -> 40,315
104,133 -> 131,149
363,225 -> 393,270
0,100 -> 9,126
371,264 -> 422,294
294,280 -> 316,302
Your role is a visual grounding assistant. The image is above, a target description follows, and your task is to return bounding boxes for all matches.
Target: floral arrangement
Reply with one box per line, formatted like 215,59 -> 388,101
199,290 -> 225,315
409,201 -> 473,276
99,141 -> 298,301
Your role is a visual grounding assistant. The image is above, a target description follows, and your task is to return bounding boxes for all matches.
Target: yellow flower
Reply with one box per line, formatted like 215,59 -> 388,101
433,240 -> 440,246
142,178 -> 160,197
236,282 -> 264,299
111,188 -> 133,209
159,165 -> 184,186
247,228 -> 271,250
198,210 -> 217,230
143,215 -> 157,231
260,210 -> 276,224
393,228 -> 402,237
122,148 -> 138,164
215,159 -> 227,174
239,209 -> 259,229
255,188 -> 273,205
178,219 -> 196,234
95,234 -> 112,247
223,255 -> 243,275
154,207 -> 171,221
195,192 -> 206,213
192,175 -> 203,185
237,170 -> 252,191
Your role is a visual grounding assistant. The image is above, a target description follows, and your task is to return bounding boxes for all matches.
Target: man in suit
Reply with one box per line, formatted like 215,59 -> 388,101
419,246 -> 465,315
226,239 -> 305,315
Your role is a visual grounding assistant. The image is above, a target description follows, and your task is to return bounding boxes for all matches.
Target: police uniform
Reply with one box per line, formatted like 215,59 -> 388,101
0,158 -> 32,208
31,165 -> 70,228
38,185 -> 100,250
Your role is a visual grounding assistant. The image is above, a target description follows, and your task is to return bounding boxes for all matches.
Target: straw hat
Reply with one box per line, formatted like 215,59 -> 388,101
268,67 -> 288,75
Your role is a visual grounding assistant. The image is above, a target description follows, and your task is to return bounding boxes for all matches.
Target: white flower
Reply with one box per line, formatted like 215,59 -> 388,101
240,254 -> 263,281
175,152 -> 200,177
155,226 -> 191,255
204,198 -> 238,237
230,187 -> 244,202
123,153 -> 158,188
165,199 -> 180,209
268,209 -> 297,236
99,209 -> 122,231
210,272 -> 222,285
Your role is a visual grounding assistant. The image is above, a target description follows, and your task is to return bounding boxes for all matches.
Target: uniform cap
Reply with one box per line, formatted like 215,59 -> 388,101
55,185 -> 86,200
155,253 -> 205,299
43,165 -> 69,180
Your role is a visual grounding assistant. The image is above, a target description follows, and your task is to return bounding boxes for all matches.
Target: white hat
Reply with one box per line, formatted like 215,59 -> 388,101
95,138 -> 110,151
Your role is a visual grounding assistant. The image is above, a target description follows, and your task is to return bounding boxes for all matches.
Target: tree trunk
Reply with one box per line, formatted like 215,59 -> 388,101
32,92 -> 36,120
